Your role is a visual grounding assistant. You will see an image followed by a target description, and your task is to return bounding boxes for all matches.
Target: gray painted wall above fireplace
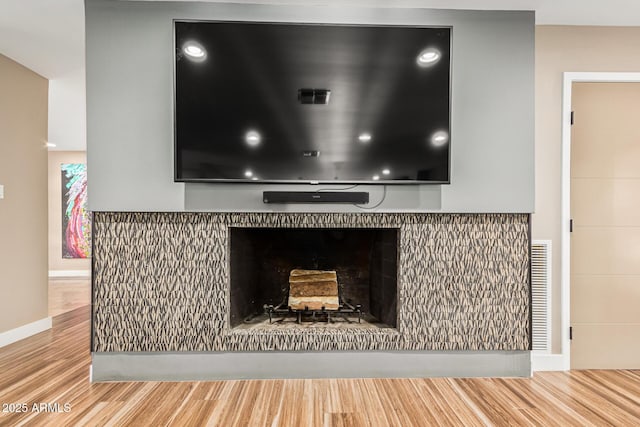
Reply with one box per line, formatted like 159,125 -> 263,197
85,0 -> 534,213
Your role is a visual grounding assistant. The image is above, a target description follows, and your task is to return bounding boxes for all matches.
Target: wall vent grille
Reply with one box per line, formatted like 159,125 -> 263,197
531,240 -> 552,352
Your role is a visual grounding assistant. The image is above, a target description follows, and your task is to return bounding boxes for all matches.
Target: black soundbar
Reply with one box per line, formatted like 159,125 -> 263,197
263,191 -> 369,204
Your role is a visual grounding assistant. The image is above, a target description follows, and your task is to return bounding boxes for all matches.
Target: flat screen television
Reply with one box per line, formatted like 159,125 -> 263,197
174,20 -> 451,184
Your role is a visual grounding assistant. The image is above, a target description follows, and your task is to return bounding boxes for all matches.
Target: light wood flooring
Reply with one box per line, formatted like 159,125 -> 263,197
1,302 -> 639,425
48,278 -> 91,317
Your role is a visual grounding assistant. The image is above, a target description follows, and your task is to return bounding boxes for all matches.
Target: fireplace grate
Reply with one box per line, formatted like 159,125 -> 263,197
263,300 -> 362,324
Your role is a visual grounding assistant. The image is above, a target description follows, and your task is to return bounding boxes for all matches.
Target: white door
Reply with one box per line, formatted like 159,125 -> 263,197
571,82 -> 640,369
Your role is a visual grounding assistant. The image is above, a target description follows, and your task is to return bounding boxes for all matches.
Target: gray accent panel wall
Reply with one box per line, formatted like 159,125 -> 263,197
85,0 -> 534,213
92,212 -> 530,352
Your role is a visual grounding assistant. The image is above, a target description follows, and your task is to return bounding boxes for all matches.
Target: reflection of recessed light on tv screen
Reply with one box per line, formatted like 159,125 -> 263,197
174,20 -> 451,184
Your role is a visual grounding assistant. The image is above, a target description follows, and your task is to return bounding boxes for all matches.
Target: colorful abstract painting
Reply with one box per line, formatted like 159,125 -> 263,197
62,163 -> 91,258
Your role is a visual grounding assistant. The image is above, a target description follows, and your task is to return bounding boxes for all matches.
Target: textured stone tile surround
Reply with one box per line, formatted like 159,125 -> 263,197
92,212 -> 530,352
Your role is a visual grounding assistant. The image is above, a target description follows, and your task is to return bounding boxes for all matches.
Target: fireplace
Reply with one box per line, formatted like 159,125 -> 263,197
91,212 -> 530,355
229,228 -> 398,329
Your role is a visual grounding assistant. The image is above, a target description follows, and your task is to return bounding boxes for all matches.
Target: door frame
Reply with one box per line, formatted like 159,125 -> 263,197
561,72 -> 640,370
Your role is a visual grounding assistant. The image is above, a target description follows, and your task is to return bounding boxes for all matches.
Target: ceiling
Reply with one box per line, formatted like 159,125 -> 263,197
2,0 -> 640,150
0,0 -> 84,79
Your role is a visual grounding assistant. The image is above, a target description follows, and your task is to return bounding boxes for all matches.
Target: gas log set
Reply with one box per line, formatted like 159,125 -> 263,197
264,269 -> 362,324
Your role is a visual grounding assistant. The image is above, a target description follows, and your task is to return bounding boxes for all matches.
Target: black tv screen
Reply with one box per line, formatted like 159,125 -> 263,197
174,21 -> 451,184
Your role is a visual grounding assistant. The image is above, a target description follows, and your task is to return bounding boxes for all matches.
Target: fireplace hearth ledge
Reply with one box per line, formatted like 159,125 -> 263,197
90,351 -> 532,382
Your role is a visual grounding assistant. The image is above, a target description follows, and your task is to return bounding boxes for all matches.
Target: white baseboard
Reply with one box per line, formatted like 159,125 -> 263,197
0,317 -> 52,348
49,270 -> 91,278
532,353 -> 566,371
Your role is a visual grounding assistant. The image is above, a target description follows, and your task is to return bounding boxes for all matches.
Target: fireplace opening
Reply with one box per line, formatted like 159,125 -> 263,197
229,227 -> 398,329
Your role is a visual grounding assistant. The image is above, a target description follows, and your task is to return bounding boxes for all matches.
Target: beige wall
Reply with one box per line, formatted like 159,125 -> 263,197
535,26 -> 640,352
0,54 -> 49,333
48,151 -> 90,272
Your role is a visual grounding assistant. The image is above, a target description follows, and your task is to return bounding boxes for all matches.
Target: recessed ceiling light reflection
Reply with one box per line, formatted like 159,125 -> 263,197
45,142 -> 56,148
431,130 -> 449,147
372,175 -> 380,181
416,48 -> 441,67
382,168 -> 390,175
245,130 -> 261,147
251,177 -> 258,181
358,133 -> 372,143
183,41 -> 206,62
244,170 -> 253,178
